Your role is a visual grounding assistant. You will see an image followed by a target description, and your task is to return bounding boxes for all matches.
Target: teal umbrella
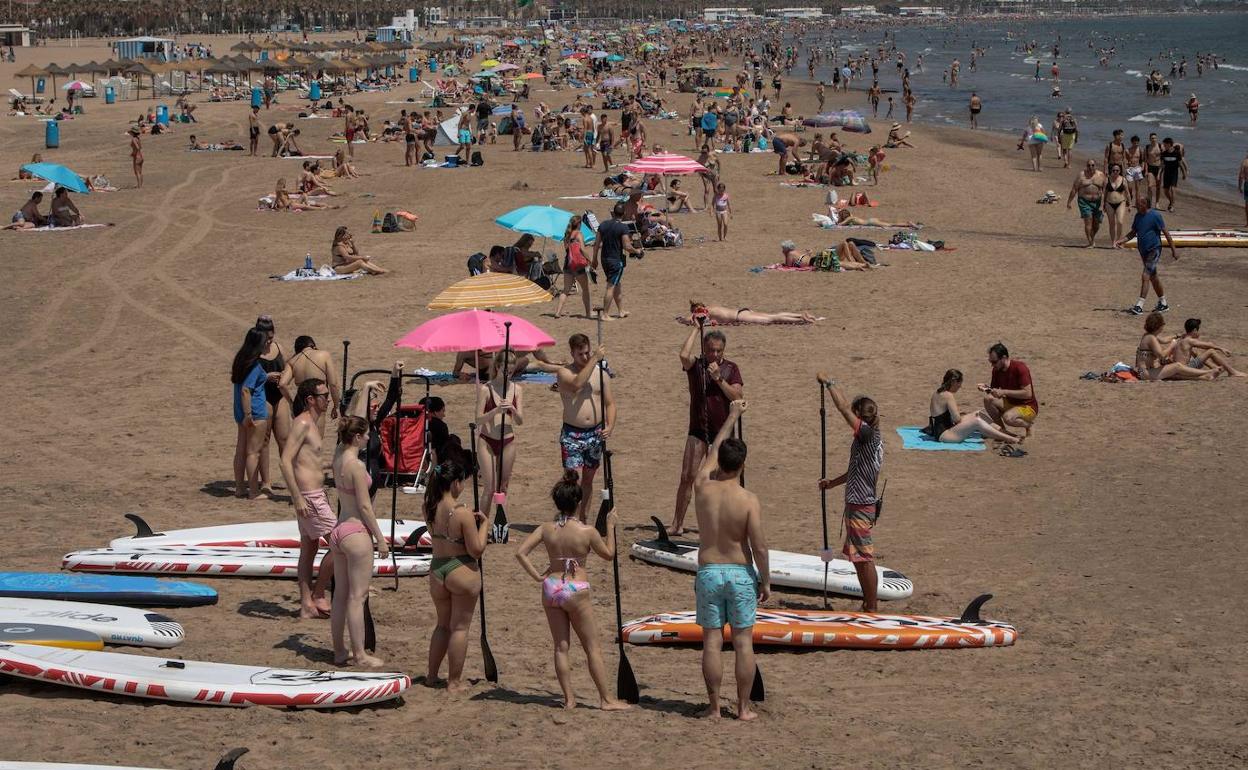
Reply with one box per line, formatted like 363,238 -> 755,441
22,162 -> 89,194
607,54 -> 625,63
495,205 -> 596,243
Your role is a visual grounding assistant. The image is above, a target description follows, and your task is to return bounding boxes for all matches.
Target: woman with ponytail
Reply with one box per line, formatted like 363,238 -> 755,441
474,350 -> 524,517
330,416 -> 389,667
423,444 -> 489,692
926,369 -> 1023,445
515,470 -> 629,711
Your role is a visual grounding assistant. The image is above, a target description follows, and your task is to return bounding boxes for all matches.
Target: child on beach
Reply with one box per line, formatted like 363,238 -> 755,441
514,471 -> 630,712
868,146 -> 885,186
712,182 -> 731,241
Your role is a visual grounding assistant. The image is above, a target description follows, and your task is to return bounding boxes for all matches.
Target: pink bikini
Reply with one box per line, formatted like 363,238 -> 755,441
541,516 -> 590,608
329,471 -> 373,549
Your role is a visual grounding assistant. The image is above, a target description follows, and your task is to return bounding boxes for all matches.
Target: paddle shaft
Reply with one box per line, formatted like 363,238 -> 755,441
603,450 -> 640,703
820,382 -> 830,609
731,413 -> 765,702
491,323 -> 512,544
388,363 -> 403,590
470,422 -> 499,683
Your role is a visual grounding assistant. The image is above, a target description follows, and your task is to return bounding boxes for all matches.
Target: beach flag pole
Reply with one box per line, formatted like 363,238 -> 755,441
470,422 -> 499,683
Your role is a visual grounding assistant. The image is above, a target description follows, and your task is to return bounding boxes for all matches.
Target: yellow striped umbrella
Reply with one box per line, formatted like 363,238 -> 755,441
428,272 -> 553,310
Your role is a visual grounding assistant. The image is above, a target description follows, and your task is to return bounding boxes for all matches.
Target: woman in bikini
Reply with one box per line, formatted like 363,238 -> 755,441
128,127 -> 143,189
1102,164 -> 1130,247
554,215 -> 593,319
830,207 -> 919,229
925,369 -> 1023,444
1134,312 -> 1217,382
780,240 -> 875,271
475,352 -> 524,525
424,445 -> 489,692
331,226 -> 388,275
298,161 -> 336,197
253,315 -> 291,496
690,300 -> 818,325
273,178 -> 330,212
515,471 -> 629,711
330,416 -> 388,668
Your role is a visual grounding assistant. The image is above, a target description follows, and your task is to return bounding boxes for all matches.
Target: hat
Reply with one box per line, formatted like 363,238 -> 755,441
891,122 -> 901,130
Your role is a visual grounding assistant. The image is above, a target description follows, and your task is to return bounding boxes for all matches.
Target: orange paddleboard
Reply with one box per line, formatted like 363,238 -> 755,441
621,594 -> 1017,650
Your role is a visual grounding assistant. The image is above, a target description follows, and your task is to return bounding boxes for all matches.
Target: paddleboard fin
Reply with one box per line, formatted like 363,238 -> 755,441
124,512 -> 159,539
649,516 -> 671,543
214,747 -> 250,770
959,593 -> 993,623
401,525 -> 427,549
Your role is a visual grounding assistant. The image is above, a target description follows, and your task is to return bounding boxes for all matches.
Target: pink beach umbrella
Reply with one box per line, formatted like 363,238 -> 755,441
622,152 -> 708,176
393,309 -> 555,353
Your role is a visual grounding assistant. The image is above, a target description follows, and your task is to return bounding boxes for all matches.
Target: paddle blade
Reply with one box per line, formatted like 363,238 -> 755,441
750,665 -> 765,702
482,634 -> 499,683
363,598 -> 376,653
594,491 -> 612,537
616,648 -> 640,704
491,502 -> 510,544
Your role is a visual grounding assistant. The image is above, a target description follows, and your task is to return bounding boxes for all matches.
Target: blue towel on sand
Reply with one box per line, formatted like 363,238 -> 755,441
896,426 -> 984,451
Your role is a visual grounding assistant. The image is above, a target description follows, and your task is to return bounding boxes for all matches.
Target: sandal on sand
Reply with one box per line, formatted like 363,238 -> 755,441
999,445 -> 1027,459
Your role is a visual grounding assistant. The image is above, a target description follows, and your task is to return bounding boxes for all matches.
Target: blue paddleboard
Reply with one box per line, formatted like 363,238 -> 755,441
0,572 -> 217,608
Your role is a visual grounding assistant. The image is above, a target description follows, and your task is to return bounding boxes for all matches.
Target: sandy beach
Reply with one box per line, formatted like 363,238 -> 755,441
2,33 -> 1247,769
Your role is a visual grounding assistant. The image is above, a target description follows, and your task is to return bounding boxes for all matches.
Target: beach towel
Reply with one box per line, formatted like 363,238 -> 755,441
188,144 -> 244,152
298,114 -> 334,120
781,181 -> 829,188
749,262 -> 817,273
674,315 -> 822,327
412,367 -> 557,385
17,223 -> 113,232
812,213 -> 920,230
896,426 -> 984,451
271,266 -> 361,281
278,155 -> 335,160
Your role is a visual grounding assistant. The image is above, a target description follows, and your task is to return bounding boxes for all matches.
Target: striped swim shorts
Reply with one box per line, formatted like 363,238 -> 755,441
842,503 -> 878,563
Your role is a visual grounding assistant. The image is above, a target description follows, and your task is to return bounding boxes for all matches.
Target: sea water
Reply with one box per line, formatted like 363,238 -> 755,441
794,13 -> 1247,201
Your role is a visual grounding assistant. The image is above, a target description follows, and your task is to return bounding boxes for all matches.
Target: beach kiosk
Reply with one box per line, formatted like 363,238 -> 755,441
113,36 -> 174,62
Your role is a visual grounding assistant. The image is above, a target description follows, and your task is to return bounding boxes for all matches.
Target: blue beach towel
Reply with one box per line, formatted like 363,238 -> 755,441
896,426 -> 985,452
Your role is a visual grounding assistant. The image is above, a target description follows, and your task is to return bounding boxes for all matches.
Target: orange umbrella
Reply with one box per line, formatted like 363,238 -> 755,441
427,273 -> 553,310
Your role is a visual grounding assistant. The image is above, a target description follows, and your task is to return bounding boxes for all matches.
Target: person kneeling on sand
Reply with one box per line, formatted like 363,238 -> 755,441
331,226 -> 388,275
515,471 -> 630,712
925,369 -> 1023,444
694,399 -> 768,721
981,343 -> 1039,438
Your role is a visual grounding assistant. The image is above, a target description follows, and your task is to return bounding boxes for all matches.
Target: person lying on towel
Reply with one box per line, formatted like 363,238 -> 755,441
690,301 -> 818,326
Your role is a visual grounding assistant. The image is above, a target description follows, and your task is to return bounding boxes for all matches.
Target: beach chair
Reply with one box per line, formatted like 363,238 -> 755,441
8,88 -> 44,105
377,402 -> 433,492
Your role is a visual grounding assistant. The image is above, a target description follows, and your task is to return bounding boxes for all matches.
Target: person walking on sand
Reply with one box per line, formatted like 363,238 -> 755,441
817,381 -> 883,612
248,105 -> 260,156
694,399 -> 768,721
1158,137 -> 1187,212
1067,159 -> 1107,248
1116,196 -> 1177,315
515,472 -> 630,712
128,127 -> 143,189
670,324 -> 743,537
231,328 -> 270,500
712,182 -> 731,241
279,378 -> 336,619
591,202 -> 641,321
424,445 -> 490,692
532,336 -> 613,522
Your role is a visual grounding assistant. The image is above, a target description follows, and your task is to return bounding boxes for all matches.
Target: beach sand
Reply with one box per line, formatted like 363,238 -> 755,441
2,37 -> 1247,768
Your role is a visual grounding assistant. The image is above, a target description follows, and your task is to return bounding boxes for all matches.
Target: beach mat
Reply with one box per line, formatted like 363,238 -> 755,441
675,315 -> 822,327
896,426 -> 984,451
271,267 -> 361,281
749,262 -> 816,273
277,155 -> 335,160
412,368 -> 556,385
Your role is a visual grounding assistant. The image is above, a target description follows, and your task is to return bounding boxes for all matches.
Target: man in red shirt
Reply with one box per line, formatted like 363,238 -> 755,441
669,324 -> 744,537
981,342 -> 1038,439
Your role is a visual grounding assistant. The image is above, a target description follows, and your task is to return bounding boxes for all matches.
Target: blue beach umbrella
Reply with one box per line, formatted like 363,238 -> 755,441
495,205 -> 596,243
607,54 -> 626,62
21,162 -> 89,194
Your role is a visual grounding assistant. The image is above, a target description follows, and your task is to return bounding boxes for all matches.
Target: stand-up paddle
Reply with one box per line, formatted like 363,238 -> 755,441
730,412 -> 765,703
600,450 -> 640,703
469,423 -> 499,683
386,362 -> 404,591
490,323 -> 512,545
817,373 -> 832,609
735,414 -> 746,488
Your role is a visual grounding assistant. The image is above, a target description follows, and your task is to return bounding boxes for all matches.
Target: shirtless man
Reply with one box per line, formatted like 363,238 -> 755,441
13,192 -> 47,228
248,105 -> 260,157
279,378 -> 336,619
598,114 -> 615,172
1067,159 -> 1107,247
281,336 -> 341,437
1172,318 -> 1245,377
671,325 -> 744,537
1144,133 -> 1163,203
533,335 -> 615,522
968,92 -> 982,129
693,399 -> 768,721
1124,135 -> 1145,203
128,128 -> 143,189
343,110 -> 357,159
1104,129 -> 1127,176
581,107 -> 598,169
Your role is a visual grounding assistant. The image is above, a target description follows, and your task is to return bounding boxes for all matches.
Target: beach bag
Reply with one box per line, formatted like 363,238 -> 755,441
582,210 -> 600,233
470,150 -> 484,166
567,240 -> 589,273
810,248 -> 841,272
379,403 -> 427,476
466,252 -> 486,276
526,258 -> 553,290
381,212 -> 400,233
421,151 -> 434,162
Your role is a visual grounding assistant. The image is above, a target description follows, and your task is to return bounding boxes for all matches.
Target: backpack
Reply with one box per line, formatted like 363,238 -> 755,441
526,258 -> 553,290
421,151 -> 434,162
381,212 -> 400,233
810,248 -> 841,272
470,150 -> 484,166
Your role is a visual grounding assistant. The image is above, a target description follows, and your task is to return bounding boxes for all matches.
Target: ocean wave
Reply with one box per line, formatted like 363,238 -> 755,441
1158,123 -> 1192,132
1124,69 -> 1144,78
1128,108 -> 1176,122
1218,63 -> 1248,72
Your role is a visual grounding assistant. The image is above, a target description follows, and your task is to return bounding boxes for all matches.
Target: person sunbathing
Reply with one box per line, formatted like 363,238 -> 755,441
324,147 -> 359,179
16,153 -> 40,179
49,187 -> 82,227
824,208 -> 919,229
273,178 -> 330,212
299,161 -> 336,196
779,240 -> 875,271
666,179 -> 692,212
1134,312 -> 1217,381
886,123 -> 914,148
331,225 -> 388,275
1172,318 -> 1245,377
925,369 -> 1023,445
690,300 -> 817,325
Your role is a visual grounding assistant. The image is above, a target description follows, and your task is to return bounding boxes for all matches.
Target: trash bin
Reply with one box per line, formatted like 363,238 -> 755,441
429,60 -> 438,74
309,81 -> 322,101
251,87 -> 262,108
36,77 -> 45,94
104,86 -> 116,105
45,119 -> 59,148
156,104 -> 169,126
408,67 -> 419,83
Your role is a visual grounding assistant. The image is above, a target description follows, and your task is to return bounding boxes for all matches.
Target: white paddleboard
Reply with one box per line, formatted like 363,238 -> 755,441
111,513 -> 431,550
0,642 -> 410,709
630,517 -> 913,601
63,547 -> 430,578
0,598 -> 184,649
0,764 -> 171,769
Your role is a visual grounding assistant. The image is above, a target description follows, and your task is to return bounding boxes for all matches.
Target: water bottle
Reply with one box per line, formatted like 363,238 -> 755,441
304,251 -> 313,271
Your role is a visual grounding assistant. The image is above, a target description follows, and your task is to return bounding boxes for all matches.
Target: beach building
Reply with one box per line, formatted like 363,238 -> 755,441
0,23 -> 34,47
703,8 -> 754,22
113,36 -> 174,61
898,6 -> 949,16
763,7 -> 826,19
840,5 -> 883,17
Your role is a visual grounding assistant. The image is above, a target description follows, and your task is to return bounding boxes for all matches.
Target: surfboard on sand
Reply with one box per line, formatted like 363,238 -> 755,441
0,598 -> 184,649
109,513 -> 431,550
1125,229 -> 1248,248
0,573 -> 217,608
0,643 -> 410,709
63,547 -> 431,579
0,623 -> 104,651
1,746 -> 249,769
621,594 -> 1017,650
630,517 -> 913,601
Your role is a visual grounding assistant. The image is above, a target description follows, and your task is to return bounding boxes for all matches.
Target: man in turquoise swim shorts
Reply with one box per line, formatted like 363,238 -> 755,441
693,399 -> 770,721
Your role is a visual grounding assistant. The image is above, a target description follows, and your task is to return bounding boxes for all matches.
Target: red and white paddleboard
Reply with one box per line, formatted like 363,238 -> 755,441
62,547 -> 430,578
109,514 -> 431,550
0,642 -> 410,709
621,595 -> 1017,650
